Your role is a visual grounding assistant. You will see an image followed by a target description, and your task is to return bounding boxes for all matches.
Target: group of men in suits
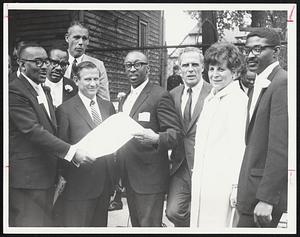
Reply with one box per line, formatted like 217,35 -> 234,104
8,26 -> 288,228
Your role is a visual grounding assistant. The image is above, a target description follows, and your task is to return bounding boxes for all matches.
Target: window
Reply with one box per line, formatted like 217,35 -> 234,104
138,19 -> 148,48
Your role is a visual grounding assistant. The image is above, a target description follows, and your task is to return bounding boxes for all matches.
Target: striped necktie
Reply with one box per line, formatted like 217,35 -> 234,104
90,100 -> 102,125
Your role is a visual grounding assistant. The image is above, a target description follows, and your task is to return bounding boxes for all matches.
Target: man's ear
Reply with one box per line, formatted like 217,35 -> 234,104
146,65 -> 150,74
74,76 -> 79,85
19,60 -> 26,72
273,46 -> 281,58
65,33 -> 69,43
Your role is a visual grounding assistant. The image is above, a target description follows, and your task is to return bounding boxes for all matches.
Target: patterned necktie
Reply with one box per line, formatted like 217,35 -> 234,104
183,87 -> 192,129
70,58 -> 77,81
90,100 -> 102,125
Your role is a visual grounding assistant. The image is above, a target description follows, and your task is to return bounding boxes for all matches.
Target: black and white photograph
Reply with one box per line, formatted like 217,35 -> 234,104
3,2 -> 296,234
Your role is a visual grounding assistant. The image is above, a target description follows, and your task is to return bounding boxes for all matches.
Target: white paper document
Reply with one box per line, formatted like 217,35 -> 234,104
76,112 -> 143,158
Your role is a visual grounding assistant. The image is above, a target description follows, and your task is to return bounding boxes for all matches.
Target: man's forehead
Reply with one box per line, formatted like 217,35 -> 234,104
50,49 -> 68,59
125,52 -> 147,62
246,36 -> 268,45
69,25 -> 89,35
23,47 -> 47,58
79,67 -> 100,77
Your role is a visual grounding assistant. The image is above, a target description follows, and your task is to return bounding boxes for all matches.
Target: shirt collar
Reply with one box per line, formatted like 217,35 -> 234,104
21,72 -> 42,92
184,79 -> 203,95
208,80 -> 240,100
130,78 -> 149,95
45,77 -> 63,87
255,61 -> 279,85
78,91 -> 97,105
68,51 -> 84,64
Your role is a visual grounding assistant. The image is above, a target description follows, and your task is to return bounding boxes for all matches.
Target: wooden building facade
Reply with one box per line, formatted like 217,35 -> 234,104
8,10 -> 166,100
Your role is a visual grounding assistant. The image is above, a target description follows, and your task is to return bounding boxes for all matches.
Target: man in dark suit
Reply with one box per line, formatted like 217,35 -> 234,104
55,61 -> 116,227
64,20 -> 110,100
165,47 -> 212,227
167,65 -> 183,91
117,51 -> 182,227
9,43 -> 95,227
237,28 -> 288,228
45,45 -> 77,108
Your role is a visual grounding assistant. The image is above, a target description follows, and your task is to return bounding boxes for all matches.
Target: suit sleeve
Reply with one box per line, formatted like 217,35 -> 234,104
55,106 -> 71,143
256,79 -> 288,205
9,89 -> 70,159
97,61 -> 110,101
156,91 -> 182,150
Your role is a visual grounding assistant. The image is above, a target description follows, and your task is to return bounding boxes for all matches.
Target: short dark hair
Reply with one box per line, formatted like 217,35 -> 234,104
247,27 -> 281,46
18,43 -> 44,59
204,42 -> 245,75
67,20 -> 89,35
74,61 -> 100,79
13,41 -> 38,59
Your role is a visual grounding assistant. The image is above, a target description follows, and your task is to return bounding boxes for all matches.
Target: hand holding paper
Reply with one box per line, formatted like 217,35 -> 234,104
133,128 -> 159,145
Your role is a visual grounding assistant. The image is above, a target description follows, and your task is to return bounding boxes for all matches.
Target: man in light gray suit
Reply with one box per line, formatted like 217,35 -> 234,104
64,20 -> 110,100
166,47 -> 212,227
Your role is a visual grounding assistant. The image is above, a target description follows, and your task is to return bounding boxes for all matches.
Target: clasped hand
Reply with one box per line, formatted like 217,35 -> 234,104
132,128 -> 159,145
253,201 -> 273,227
73,148 -> 97,165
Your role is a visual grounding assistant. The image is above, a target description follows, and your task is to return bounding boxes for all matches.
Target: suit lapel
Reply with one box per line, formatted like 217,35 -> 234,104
19,75 -> 56,129
186,81 -> 211,133
129,82 -> 152,117
74,95 -> 97,130
173,86 -> 185,128
97,96 -> 109,120
245,65 -> 281,142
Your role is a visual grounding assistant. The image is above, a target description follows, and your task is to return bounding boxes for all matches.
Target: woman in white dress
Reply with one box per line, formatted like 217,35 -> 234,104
190,42 -> 248,228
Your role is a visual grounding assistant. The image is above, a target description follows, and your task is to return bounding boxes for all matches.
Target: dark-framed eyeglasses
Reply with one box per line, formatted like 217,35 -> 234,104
49,59 -> 70,69
124,61 -> 148,70
20,58 -> 50,67
242,45 -> 276,56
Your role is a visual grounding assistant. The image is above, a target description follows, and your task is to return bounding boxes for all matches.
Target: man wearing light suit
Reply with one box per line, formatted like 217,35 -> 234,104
237,28 -> 288,228
117,51 -> 182,227
9,43 -> 95,227
55,61 -> 116,226
166,47 -> 212,227
64,21 -> 110,100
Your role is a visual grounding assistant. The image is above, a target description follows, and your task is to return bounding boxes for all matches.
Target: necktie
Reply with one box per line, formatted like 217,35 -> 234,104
70,58 -> 77,81
183,87 -> 192,129
90,100 -> 102,125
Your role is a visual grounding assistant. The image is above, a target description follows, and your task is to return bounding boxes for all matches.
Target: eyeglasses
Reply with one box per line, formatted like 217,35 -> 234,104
242,45 -> 276,56
20,58 -> 50,67
49,59 -> 70,69
124,62 -> 148,70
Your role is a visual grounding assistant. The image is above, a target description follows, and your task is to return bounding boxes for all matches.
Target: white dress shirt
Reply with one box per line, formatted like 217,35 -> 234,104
249,61 -> 278,118
65,52 -> 84,79
78,91 -> 102,121
123,79 -> 149,115
45,78 -> 63,107
181,79 -> 204,117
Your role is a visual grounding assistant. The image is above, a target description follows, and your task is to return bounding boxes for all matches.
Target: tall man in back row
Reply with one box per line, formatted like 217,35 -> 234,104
117,51 -> 182,227
237,28 -> 288,228
64,20 -> 110,100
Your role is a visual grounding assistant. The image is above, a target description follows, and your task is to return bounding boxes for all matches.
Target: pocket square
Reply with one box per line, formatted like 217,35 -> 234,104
37,95 -> 44,105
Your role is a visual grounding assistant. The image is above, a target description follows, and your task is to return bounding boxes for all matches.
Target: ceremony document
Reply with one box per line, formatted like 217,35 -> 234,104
76,112 -> 144,158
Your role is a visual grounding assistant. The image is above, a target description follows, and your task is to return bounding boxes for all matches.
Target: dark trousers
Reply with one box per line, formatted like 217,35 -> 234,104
125,180 -> 165,227
9,187 -> 54,227
166,160 -> 191,227
53,177 -> 111,227
236,208 -> 284,228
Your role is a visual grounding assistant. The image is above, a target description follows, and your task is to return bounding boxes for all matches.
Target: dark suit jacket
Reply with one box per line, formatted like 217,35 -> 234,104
62,77 -> 78,102
9,74 -> 71,189
55,94 -> 116,200
237,65 -> 288,214
169,81 -> 212,176
117,82 -> 182,194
